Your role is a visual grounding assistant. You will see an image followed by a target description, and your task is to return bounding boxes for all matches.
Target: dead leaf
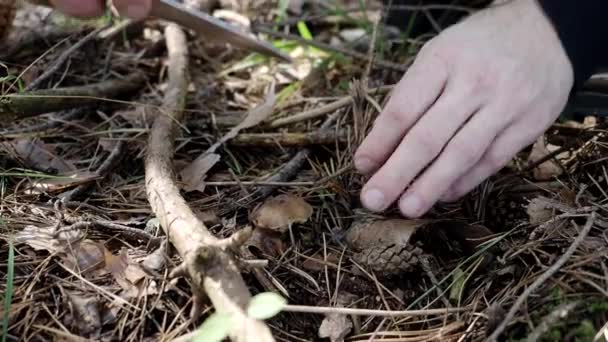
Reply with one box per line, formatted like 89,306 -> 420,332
66,292 -> 102,338
142,241 -> 167,272
179,83 -> 276,193
526,197 -> 556,225
527,137 -> 569,181
302,251 -> 340,272
115,105 -> 155,127
243,228 -> 284,258
1,138 -> 75,173
24,171 -> 100,195
249,193 -> 313,234
319,313 -> 352,342
345,219 -> 427,275
318,292 -> 356,342
179,153 -> 221,193
62,240 -> 107,275
15,224 -> 83,254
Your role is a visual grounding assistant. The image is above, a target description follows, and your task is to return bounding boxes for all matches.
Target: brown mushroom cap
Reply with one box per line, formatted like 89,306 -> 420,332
249,194 -> 313,234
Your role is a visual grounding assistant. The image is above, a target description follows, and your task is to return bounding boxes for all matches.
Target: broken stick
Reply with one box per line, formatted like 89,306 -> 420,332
143,23 -> 274,341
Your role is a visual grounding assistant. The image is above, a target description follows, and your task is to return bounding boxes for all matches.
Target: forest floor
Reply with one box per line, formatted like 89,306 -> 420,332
1,1 -> 608,341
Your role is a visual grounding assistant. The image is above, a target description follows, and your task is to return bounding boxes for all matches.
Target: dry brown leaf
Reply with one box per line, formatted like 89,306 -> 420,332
104,248 -> 154,298
345,219 -> 427,275
1,138 -> 75,173
527,137 -> 569,181
318,292 -> 356,342
249,193 -> 313,234
24,171 -> 100,195
179,153 -> 221,193
62,240 -> 107,275
243,228 -> 284,258
318,313 -> 352,342
65,292 -> 102,338
115,105 -> 155,127
179,83 -> 276,193
302,251 -> 340,272
15,224 -> 83,253
142,241 -> 167,272
526,197 -> 556,225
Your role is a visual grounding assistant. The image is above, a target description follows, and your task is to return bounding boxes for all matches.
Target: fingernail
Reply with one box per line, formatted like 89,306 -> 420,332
125,3 -> 149,20
362,188 -> 385,211
355,157 -> 376,173
400,194 -> 423,217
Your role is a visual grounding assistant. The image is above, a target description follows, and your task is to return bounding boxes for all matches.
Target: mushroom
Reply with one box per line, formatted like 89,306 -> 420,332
249,194 -> 313,234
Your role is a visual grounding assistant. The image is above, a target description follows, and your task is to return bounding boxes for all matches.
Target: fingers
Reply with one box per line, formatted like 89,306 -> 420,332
112,0 -> 152,20
397,104 -> 507,217
50,0 -> 105,17
359,79 -> 481,213
441,118 -> 547,202
354,52 -> 448,175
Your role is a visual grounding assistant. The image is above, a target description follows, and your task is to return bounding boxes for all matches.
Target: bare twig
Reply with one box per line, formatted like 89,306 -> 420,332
0,72 -> 146,119
525,301 -> 581,342
230,130 -> 347,147
283,304 -> 468,316
143,23 -> 274,341
486,212 -> 597,341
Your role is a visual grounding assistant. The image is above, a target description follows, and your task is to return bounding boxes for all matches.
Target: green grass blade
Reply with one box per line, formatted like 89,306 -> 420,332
2,234 -> 15,342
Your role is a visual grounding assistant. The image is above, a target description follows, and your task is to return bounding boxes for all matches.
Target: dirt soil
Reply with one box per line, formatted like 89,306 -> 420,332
1,1 -> 608,341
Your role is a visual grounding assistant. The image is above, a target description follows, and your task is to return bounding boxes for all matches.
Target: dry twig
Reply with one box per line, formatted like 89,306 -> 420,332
486,212 -> 597,341
143,23 -> 274,341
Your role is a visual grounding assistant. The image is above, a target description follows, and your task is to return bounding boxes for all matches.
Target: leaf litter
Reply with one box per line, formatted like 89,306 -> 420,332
1,1 -> 608,341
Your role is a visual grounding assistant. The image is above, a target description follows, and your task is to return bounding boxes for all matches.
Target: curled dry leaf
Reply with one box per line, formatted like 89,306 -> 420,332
65,292 -> 103,338
249,193 -> 313,234
345,219 -> 428,275
319,313 -> 353,342
62,240 -> 108,275
15,224 -> 84,253
527,137 -> 569,181
24,171 -> 101,195
1,138 -> 75,173
526,197 -> 555,225
318,292 -> 356,342
179,82 -> 276,193
243,228 -> 284,258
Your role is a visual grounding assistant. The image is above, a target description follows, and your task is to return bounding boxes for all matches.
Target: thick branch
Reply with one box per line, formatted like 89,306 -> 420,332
0,73 -> 146,120
143,23 -> 274,341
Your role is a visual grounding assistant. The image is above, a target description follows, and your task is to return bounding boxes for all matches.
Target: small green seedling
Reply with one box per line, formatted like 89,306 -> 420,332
194,292 -> 287,342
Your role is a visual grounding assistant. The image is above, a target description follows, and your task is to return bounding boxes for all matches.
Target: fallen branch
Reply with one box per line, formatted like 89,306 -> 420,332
0,72 -> 146,120
143,23 -> 274,341
283,304 -> 469,316
229,130 -> 347,147
269,85 -> 392,128
486,212 -> 597,341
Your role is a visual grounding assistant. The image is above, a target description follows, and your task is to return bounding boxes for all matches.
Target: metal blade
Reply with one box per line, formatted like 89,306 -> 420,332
151,0 -> 292,62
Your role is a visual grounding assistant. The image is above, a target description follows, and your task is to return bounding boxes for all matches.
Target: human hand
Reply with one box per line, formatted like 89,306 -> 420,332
354,0 -> 574,218
49,0 -> 151,20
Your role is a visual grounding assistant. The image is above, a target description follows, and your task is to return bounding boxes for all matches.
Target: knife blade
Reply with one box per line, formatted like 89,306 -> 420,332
27,0 -> 292,62
150,0 -> 291,62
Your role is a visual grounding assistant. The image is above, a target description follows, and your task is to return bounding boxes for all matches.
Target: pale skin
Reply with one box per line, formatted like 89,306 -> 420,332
53,0 -> 575,218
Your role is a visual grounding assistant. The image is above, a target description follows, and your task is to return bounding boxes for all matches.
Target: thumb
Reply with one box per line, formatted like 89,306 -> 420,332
112,0 -> 152,20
